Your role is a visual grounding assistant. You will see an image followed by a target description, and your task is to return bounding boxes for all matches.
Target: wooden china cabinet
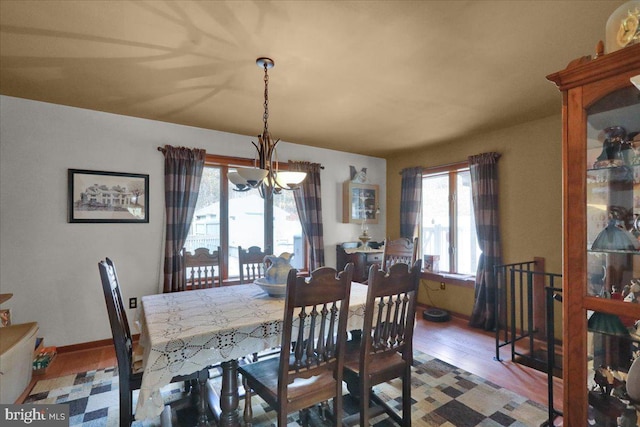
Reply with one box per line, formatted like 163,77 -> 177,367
547,43 -> 640,426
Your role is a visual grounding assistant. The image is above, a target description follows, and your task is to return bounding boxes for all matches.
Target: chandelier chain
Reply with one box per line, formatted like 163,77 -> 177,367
228,57 -> 306,196
263,63 -> 269,133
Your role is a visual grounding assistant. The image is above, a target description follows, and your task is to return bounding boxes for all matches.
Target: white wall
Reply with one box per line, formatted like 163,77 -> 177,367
0,95 -> 386,346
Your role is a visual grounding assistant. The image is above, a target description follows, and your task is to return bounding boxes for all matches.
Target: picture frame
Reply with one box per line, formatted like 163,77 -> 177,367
343,181 -> 379,224
68,169 -> 149,223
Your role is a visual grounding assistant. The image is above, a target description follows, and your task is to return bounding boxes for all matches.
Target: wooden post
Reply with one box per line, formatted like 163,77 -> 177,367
533,257 -> 546,339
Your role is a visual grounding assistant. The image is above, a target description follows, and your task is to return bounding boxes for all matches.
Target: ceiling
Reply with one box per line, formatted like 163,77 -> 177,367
0,1 -> 627,157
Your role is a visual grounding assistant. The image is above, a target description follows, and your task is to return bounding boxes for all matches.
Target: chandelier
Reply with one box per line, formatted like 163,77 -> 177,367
228,57 -> 307,196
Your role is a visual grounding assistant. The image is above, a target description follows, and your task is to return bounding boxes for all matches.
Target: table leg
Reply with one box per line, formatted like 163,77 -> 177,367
220,360 -> 240,426
196,370 -> 210,427
206,359 -> 240,427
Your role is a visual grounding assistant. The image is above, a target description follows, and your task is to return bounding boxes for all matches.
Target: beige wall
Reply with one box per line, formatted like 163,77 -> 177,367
386,115 -> 563,316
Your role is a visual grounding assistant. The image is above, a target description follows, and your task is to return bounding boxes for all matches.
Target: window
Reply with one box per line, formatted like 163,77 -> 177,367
188,166 -> 221,253
421,163 -> 479,275
184,156 -> 306,283
272,190 -> 304,269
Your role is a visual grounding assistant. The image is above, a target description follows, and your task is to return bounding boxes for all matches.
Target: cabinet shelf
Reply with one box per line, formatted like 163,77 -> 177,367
587,249 -> 640,255
587,164 -> 640,172
584,296 -> 640,318
589,327 -> 640,344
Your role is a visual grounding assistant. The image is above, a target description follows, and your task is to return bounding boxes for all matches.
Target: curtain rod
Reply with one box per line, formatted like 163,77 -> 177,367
157,146 -> 323,168
399,160 -> 468,174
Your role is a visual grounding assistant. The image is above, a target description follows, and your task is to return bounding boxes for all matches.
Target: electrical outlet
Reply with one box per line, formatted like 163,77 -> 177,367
440,282 -> 446,290
129,297 -> 137,309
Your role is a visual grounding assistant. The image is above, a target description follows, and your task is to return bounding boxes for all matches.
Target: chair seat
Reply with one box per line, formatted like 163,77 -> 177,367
132,360 -> 144,374
344,345 -> 407,383
239,357 -> 339,411
132,343 -> 145,373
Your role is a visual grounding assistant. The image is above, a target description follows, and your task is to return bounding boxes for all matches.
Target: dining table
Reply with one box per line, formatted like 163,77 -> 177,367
135,281 -> 369,427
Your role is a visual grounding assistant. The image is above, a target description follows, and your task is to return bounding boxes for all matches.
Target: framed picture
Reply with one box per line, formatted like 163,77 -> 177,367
343,181 -> 379,224
68,169 -> 149,223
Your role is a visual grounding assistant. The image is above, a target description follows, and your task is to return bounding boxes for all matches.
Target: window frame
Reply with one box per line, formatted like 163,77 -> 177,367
194,153 -> 308,284
420,161 -> 477,287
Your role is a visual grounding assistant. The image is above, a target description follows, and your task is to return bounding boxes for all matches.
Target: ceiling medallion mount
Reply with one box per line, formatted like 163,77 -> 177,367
228,57 -> 306,197
256,57 -> 274,69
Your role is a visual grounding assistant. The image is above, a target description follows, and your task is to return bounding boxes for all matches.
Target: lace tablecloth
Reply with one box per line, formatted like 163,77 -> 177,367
135,282 -> 368,420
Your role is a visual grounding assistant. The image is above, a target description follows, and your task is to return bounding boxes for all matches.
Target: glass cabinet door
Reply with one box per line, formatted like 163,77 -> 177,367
585,85 -> 640,425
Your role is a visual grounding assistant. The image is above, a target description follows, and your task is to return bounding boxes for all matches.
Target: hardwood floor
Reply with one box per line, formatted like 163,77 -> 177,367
19,312 -> 563,415
413,312 -> 563,413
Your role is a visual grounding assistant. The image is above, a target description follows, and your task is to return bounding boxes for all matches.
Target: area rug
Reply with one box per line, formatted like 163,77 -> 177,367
24,351 -> 549,426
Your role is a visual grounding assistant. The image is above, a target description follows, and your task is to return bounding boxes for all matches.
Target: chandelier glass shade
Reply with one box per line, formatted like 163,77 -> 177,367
229,168 -> 268,189
274,171 -> 307,188
230,57 -> 306,196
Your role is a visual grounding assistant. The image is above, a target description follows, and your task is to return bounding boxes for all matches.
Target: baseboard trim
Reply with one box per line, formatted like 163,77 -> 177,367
57,334 -> 139,353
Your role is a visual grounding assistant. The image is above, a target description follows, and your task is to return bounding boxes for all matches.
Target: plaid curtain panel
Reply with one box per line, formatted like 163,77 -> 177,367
400,166 -> 423,239
161,145 -> 206,293
468,152 -> 502,330
289,161 -> 325,270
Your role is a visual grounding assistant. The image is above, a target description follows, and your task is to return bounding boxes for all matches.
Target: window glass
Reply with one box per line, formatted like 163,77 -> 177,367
228,183 -> 265,277
455,170 -> 479,275
422,174 -> 450,270
273,191 -> 304,269
185,167 -> 221,254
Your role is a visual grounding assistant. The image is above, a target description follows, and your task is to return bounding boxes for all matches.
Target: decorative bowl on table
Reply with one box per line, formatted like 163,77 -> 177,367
254,278 -> 287,297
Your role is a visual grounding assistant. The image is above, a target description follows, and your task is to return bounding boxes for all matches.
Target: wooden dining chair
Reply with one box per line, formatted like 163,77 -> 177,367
98,258 -> 205,426
382,237 -> 418,270
182,247 -> 221,289
357,237 -> 416,287
238,245 -> 268,284
343,260 -> 421,427
238,264 -> 354,427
